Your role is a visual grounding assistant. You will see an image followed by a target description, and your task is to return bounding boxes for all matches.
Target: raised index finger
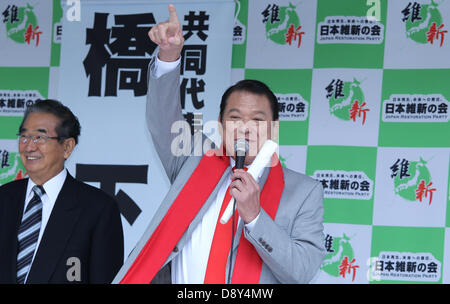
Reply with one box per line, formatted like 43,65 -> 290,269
168,4 -> 180,25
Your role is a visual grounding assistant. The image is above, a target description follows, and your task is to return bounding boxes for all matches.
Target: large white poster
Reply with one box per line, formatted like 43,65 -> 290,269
58,0 -> 235,257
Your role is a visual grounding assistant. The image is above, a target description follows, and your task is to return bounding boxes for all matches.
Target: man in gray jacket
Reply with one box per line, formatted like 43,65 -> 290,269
113,4 -> 325,284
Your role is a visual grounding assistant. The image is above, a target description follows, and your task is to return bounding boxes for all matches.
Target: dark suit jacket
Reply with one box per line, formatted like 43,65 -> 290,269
0,172 -> 124,284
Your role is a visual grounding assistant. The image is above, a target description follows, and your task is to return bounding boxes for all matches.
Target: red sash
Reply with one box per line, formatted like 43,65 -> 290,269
203,183 -> 238,283
232,157 -> 284,283
119,150 -> 284,284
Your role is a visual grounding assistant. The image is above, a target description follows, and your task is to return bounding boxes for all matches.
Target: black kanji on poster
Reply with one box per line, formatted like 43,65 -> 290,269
76,164 -> 148,225
83,13 -> 157,97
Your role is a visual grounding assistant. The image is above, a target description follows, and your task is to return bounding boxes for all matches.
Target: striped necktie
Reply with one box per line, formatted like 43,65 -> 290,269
16,185 -> 45,284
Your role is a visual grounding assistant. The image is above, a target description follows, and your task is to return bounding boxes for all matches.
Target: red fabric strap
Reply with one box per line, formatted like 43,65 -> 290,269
203,167 -> 248,283
203,186 -> 238,283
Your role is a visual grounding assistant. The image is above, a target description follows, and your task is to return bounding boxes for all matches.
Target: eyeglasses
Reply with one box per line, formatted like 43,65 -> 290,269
17,134 -> 60,145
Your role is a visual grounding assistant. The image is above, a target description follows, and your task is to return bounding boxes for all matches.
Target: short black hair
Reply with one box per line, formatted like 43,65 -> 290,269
19,99 -> 81,144
219,79 -> 279,121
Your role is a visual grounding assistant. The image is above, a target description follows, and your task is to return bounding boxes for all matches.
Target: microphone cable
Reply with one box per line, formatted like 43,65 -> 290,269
227,198 -> 237,285
227,140 -> 248,284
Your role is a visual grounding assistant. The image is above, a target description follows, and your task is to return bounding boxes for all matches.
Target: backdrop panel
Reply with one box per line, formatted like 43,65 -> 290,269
0,0 -> 448,284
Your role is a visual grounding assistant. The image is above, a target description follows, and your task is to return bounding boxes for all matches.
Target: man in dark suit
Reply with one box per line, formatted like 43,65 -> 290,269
0,99 -> 124,284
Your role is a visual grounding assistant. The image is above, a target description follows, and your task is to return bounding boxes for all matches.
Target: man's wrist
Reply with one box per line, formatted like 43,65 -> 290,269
244,211 -> 261,232
157,51 -> 181,63
154,55 -> 181,78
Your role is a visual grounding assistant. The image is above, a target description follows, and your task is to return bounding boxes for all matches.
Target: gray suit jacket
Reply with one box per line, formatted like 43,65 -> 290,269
113,59 -> 325,284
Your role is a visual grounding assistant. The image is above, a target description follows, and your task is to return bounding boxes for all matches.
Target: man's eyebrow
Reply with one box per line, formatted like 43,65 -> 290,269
227,109 -> 268,117
19,128 -> 48,134
227,108 -> 241,114
252,110 -> 267,117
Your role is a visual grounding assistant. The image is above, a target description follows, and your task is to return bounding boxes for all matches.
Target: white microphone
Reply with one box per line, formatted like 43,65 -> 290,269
220,139 -> 279,225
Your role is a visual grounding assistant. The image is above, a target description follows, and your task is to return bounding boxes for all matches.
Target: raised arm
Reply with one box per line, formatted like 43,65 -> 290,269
146,5 -> 187,182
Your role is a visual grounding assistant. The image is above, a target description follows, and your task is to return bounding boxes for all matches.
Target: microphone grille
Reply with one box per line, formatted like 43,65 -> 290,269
235,139 -> 249,156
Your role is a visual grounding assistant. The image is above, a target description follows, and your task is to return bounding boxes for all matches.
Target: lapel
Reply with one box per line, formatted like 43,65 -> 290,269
187,166 -> 232,236
163,157 -> 273,263
170,162 -> 272,254
167,166 -> 233,259
26,173 -> 83,283
0,179 -> 27,283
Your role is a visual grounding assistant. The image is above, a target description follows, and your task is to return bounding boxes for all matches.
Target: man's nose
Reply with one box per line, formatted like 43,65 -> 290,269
236,123 -> 257,136
236,126 -> 248,135
22,140 -> 38,151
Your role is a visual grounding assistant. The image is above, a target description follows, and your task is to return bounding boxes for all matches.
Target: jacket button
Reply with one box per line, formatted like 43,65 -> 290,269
173,246 -> 179,253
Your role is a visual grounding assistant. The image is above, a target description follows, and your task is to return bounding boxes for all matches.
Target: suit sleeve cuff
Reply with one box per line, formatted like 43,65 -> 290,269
243,211 -> 261,232
153,56 -> 181,78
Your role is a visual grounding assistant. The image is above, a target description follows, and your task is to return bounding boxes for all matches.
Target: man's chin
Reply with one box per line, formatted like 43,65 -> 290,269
21,160 -> 41,173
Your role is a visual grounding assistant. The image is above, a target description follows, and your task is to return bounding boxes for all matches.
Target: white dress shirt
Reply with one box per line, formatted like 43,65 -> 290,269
23,168 -> 66,282
153,57 -> 261,283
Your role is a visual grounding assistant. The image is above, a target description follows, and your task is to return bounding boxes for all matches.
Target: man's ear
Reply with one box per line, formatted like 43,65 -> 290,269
63,138 -> 76,160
